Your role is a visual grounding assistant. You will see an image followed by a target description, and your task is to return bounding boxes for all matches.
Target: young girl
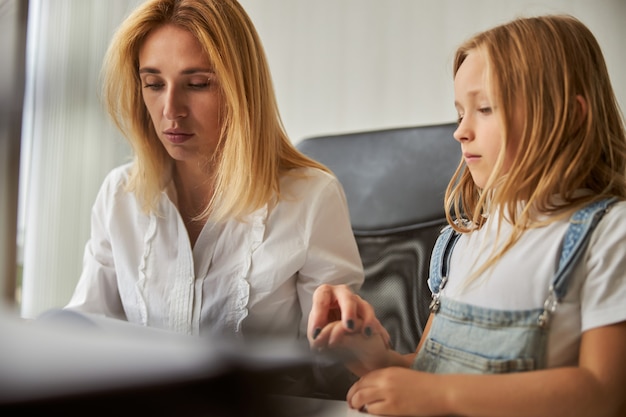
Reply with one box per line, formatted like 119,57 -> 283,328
308,14 -> 626,417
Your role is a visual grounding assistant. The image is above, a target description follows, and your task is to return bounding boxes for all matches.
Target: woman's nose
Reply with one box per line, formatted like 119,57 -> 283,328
163,89 -> 187,120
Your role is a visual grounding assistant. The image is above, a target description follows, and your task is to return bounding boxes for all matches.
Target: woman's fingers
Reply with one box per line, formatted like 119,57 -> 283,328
307,284 -> 391,347
310,320 -> 361,363
308,284 -> 358,341
351,294 -> 391,346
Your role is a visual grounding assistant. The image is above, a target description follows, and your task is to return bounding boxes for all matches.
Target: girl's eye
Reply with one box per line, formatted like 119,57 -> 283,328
478,107 -> 492,115
457,115 -> 464,124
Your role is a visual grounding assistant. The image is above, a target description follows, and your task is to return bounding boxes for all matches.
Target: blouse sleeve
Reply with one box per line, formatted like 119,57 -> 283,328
295,173 -> 364,336
580,202 -> 626,332
64,170 -> 126,320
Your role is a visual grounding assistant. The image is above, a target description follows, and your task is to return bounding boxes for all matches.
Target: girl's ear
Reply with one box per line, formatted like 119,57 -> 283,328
575,95 -> 588,129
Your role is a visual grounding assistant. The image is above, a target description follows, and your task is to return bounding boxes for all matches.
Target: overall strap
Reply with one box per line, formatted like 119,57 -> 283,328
551,197 -> 618,300
428,225 -> 461,312
539,197 -> 618,328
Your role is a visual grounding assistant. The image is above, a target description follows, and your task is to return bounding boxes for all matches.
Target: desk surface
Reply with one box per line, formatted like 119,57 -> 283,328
272,396 -> 375,417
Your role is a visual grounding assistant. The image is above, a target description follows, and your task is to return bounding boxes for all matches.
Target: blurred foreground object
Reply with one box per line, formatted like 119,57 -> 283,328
0,308 -> 319,416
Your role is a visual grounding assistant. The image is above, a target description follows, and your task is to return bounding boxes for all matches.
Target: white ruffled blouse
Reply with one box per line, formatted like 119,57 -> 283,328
65,163 -> 364,340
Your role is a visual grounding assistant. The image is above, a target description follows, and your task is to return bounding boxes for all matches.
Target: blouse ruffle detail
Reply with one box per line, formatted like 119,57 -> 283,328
233,206 -> 268,332
135,214 -> 157,326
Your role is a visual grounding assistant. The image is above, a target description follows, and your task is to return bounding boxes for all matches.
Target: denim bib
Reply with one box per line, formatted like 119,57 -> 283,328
412,198 -> 617,374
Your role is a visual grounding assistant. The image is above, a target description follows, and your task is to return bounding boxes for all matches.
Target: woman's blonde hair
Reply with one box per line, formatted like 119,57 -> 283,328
446,15 -> 626,272
102,0 -> 329,221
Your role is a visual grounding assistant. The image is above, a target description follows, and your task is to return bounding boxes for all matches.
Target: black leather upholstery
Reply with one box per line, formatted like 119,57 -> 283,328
297,122 -> 459,354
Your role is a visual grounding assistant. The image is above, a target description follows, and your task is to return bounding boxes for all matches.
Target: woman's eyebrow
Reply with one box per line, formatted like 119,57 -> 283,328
138,67 -> 159,74
138,67 -> 215,75
181,67 -> 215,75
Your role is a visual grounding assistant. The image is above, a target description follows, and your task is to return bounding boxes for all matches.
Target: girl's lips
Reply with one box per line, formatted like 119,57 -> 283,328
464,153 -> 480,163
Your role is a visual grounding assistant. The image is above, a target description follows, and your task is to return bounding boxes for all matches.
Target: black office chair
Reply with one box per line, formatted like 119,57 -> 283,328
297,122 -> 459,354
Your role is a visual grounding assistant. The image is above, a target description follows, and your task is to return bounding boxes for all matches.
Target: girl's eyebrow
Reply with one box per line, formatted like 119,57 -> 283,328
454,89 -> 482,107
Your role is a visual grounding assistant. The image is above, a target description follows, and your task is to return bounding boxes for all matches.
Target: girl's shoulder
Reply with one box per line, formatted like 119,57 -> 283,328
606,199 -> 626,212
590,199 -> 626,239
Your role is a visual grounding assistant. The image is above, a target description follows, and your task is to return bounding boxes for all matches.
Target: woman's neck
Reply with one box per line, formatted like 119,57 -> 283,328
173,161 -> 216,246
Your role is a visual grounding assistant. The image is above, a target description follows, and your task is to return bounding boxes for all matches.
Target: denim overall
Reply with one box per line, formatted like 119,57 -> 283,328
412,198 -> 617,374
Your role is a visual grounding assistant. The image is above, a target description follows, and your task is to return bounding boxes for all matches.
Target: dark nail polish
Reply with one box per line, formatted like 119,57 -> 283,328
364,326 -> 372,337
313,328 -> 321,340
347,319 -> 354,330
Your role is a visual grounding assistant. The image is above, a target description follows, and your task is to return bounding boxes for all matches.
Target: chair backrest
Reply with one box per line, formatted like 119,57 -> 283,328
297,122 -> 459,353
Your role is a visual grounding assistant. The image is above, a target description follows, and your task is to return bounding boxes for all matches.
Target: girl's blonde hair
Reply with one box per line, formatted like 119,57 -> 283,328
446,15 -> 626,273
102,0 -> 329,221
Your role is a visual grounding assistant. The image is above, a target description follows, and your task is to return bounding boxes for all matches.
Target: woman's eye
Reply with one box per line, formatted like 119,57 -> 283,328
188,81 -> 210,89
478,107 -> 492,115
140,77 -> 214,91
143,82 -> 164,90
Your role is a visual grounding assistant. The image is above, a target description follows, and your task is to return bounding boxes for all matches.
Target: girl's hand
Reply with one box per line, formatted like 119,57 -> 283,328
347,367 -> 443,416
307,284 -> 390,346
311,318 -> 391,377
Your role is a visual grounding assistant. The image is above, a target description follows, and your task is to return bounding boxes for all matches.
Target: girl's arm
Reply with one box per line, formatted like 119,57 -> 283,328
347,321 -> 626,417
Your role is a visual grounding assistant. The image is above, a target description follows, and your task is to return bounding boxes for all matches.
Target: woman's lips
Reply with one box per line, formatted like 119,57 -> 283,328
464,153 -> 480,163
163,131 -> 193,144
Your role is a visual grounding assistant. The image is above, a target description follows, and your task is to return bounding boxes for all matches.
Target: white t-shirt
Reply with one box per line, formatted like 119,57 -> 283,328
442,201 -> 626,367
66,164 -> 364,339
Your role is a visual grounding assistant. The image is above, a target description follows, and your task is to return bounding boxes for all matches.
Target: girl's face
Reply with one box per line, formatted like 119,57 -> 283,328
453,51 -> 516,189
138,24 -> 224,167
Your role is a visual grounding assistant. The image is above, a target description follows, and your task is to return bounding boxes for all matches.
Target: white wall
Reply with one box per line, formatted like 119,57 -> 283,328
239,0 -> 626,142
18,0 -> 626,317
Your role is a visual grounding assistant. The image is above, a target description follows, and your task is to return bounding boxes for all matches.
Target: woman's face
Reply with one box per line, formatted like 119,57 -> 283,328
138,24 -> 224,168
453,51 -> 516,189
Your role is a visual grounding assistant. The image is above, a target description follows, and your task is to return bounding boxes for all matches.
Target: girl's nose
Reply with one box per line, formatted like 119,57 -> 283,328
453,118 -> 472,143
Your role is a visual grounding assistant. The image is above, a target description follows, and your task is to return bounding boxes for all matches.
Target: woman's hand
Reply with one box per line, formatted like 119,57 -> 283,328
307,284 -> 390,346
311,318 -> 392,377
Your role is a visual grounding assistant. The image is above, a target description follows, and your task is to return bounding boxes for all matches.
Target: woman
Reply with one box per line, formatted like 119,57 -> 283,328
65,0 -> 363,342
